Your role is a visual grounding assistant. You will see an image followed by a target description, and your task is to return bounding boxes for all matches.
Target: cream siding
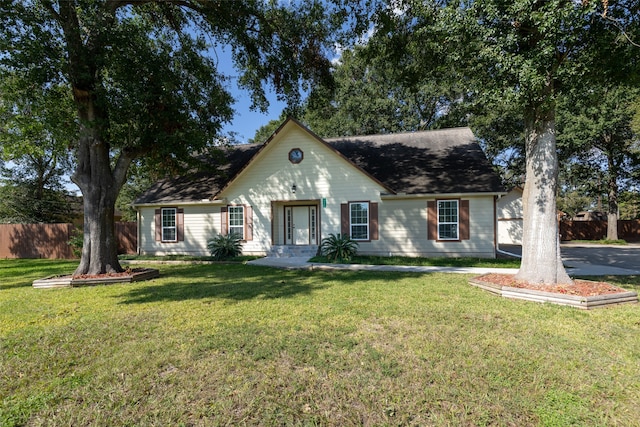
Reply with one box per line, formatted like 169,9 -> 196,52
497,188 -> 523,245
219,124 -> 387,255
139,205 -> 222,256
358,196 -> 496,258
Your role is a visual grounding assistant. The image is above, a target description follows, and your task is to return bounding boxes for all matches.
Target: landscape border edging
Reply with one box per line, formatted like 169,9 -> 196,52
469,276 -> 638,309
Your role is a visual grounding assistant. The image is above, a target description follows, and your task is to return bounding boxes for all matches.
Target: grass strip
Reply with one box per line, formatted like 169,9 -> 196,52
309,254 -> 521,268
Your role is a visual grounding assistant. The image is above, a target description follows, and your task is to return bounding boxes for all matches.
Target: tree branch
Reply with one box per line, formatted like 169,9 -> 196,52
38,0 -> 61,22
107,0 -> 205,15
112,146 -> 149,192
603,14 -> 640,47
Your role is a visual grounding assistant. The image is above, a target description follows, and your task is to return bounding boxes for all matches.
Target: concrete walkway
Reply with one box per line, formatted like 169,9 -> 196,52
247,256 -> 640,276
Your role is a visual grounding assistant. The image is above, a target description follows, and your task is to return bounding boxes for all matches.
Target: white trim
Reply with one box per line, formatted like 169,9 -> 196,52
349,201 -> 370,241
161,208 -> 178,242
228,205 -> 245,239
437,200 -> 459,240
133,199 -> 227,208
381,192 -> 505,200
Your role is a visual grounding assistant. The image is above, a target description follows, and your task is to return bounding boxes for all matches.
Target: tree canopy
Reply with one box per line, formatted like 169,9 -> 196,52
366,0 -> 640,284
558,84 -> 640,238
0,0 -> 361,275
0,72 -> 76,223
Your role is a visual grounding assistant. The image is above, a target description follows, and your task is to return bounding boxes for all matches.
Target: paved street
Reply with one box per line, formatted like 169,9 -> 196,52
500,243 -> 640,275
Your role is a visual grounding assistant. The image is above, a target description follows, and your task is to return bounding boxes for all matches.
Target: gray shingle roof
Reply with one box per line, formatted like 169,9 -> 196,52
134,124 -> 503,205
325,127 -> 504,195
134,144 -> 260,205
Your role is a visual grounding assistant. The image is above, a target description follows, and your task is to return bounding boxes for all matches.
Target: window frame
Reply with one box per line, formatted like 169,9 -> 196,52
161,207 -> 178,242
349,201 -> 370,241
437,199 -> 460,241
228,205 -> 245,240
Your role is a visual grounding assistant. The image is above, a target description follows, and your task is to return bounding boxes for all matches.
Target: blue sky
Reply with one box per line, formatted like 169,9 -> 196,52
215,46 -> 291,145
220,82 -> 288,144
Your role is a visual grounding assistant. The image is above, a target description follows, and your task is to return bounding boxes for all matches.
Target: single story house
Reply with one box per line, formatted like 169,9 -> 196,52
133,118 -> 505,258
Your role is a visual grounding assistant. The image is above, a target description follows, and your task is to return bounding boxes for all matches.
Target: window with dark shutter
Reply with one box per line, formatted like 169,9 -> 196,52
223,205 -> 253,241
341,201 -> 378,241
428,199 -> 470,241
155,207 -> 182,243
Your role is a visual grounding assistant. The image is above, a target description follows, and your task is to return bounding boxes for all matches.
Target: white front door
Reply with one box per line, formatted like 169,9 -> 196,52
293,206 -> 310,244
285,206 -> 318,245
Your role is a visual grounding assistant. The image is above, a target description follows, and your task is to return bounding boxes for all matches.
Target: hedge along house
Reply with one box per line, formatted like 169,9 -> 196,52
133,118 -> 505,258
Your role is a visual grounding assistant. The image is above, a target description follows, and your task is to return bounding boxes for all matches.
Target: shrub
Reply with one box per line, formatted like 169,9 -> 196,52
207,233 -> 243,260
320,233 -> 359,262
67,228 -> 83,258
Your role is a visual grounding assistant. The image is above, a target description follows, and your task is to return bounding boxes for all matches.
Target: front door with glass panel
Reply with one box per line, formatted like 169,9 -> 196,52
285,206 -> 318,245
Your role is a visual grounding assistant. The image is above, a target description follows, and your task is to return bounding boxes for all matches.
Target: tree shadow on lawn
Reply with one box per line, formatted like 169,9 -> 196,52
117,264 -> 333,304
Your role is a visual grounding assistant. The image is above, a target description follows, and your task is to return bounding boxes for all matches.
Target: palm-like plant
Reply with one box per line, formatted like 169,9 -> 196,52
207,233 -> 243,260
320,233 -> 359,262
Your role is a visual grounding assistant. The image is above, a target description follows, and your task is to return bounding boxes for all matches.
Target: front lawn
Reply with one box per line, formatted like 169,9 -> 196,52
1,260 -> 639,426
310,254 -> 521,268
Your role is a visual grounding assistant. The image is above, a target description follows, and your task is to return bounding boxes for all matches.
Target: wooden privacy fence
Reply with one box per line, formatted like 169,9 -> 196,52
560,220 -> 640,242
0,222 -> 137,259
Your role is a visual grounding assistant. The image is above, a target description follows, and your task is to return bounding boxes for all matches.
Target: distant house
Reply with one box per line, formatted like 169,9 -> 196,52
134,118 -> 505,258
573,211 -> 607,221
496,187 -> 523,245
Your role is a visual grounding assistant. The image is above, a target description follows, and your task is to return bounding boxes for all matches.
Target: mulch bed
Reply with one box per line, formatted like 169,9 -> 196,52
33,267 -> 160,288
477,273 -> 627,297
71,267 -> 149,280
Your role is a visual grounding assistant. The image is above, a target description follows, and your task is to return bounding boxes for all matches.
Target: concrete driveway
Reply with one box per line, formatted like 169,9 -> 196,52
500,243 -> 640,275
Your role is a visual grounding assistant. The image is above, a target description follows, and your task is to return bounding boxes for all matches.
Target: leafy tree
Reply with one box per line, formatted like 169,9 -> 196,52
249,112 -> 290,144
558,85 -> 640,239
556,162 -> 601,220
301,40 -> 467,138
619,190 -> 640,220
378,0 -> 639,284
115,165 -> 155,223
0,179 -> 73,223
0,0 -> 352,275
0,74 -> 75,223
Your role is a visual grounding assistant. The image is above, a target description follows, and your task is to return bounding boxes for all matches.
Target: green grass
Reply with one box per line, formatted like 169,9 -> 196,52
310,254 -> 521,268
567,239 -> 629,245
2,260 -> 639,426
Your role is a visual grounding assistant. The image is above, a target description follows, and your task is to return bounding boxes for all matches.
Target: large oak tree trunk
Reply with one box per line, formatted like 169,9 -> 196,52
75,182 -> 122,276
515,115 -> 573,285
606,154 -> 619,241
70,95 -> 129,276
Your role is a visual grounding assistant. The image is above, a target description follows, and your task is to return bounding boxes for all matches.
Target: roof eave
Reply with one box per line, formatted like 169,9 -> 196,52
381,191 -> 506,200
132,198 -> 228,208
